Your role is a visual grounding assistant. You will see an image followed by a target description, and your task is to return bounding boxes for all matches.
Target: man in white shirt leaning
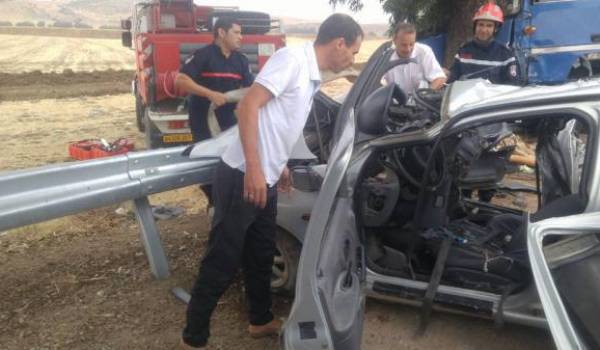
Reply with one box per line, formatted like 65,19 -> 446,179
180,13 -> 363,349
383,22 -> 447,95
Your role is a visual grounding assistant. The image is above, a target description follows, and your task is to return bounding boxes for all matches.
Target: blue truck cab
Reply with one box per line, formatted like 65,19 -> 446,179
425,0 -> 600,84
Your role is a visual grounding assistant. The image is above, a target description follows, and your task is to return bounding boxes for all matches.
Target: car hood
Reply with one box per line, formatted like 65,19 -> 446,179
445,78 -> 600,118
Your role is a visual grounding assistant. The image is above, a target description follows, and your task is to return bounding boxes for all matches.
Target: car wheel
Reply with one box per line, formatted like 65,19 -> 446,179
135,93 -> 145,132
271,229 -> 301,295
144,109 -> 162,149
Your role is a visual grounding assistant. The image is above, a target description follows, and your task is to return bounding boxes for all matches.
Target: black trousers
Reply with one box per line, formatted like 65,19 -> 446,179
191,109 -> 237,206
182,161 -> 277,347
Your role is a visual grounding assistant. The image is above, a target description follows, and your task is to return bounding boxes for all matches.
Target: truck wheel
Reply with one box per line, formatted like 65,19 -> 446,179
136,94 -> 145,132
144,109 -> 162,149
271,229 -> 301,295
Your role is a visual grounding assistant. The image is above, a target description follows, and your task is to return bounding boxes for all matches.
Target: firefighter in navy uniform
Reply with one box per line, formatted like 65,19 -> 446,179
448,2 -> 521,85
176,17 -> 253,204
175,17 -> 254,142
450,2 -> 522,203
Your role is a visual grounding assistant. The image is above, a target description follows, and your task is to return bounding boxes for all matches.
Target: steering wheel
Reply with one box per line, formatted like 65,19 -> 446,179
357,83 -> 407,135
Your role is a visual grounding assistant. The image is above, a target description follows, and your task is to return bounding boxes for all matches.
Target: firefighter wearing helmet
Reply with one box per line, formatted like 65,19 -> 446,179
448,2 -> 521,85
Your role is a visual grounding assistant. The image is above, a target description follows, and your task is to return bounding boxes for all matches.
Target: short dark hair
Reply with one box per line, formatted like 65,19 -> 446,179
393,22 -> 416,37
213,17 -> 241,39
315,13 -> 363,47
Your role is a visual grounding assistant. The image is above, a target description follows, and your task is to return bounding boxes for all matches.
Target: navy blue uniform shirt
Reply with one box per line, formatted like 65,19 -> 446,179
448,40 -> 521,85
180,43 -> 254,141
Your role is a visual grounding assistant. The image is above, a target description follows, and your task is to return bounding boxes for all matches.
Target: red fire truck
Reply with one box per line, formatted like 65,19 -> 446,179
121,0 -> 285,148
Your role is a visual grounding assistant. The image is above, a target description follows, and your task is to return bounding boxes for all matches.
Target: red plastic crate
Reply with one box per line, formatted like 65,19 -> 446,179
90,141 -> 135,158
69,138 -> 135,160
68,139 -> 103,160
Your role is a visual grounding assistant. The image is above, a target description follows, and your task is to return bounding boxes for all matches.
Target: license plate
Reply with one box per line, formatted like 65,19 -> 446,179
162,134 -> 193,143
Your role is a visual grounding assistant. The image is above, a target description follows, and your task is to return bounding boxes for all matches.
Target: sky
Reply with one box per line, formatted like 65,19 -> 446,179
195,0 -> 390,24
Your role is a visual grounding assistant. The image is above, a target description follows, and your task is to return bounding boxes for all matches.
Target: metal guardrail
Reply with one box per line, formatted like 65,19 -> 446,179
0,146 -> 217,232
0,123 -> 313,283
0,146 -> 219,280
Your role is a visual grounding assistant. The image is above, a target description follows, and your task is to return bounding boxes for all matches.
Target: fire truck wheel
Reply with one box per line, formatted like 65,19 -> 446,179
136,94 -> 145,132
144,110 -> 162,149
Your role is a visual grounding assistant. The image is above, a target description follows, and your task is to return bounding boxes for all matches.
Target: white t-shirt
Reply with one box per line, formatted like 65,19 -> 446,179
383,42 -> 446,96
222,42 -> 321,186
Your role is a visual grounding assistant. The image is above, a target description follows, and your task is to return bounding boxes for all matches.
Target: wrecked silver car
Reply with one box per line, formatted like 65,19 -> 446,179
1,40 -> 599,350
268,42 -> 600,350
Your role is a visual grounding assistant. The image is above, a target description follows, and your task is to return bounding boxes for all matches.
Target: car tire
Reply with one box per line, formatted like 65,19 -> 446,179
271,229 -> 301,295
144,109 -> 162,149
136,93 -> 145,132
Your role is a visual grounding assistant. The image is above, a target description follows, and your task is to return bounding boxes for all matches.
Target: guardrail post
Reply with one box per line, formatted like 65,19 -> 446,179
134,196 -> 170,279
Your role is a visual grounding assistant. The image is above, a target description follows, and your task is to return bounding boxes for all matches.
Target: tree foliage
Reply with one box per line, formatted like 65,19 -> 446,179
329,0 -> 453,35
329,0 -> 483,65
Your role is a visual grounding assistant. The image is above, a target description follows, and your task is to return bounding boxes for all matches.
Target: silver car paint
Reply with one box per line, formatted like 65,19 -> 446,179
283,72 -> 600,349
527,213 -> 600,350
282,109 -> 358,349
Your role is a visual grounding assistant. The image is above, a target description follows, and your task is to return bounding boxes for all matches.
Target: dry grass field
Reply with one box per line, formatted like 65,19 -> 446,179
0,32 -> 384,102
0,33 -> 385,74
0,34 -> 134,73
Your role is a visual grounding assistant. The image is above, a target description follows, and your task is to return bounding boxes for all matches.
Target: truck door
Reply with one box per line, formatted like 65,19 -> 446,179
523,0 -> 600,83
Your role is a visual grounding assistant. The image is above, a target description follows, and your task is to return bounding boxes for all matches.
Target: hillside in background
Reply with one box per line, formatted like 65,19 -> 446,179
0,0 -> 388,35
0,0 -> 133,28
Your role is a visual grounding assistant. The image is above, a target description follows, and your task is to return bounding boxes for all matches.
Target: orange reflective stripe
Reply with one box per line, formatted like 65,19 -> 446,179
200,72 -> 243,80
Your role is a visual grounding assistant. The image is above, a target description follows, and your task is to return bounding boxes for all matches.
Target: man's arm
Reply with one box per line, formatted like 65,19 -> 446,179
429,77 -> 447,90
422,46 -> 447,90
236,83 -> 274,208
175,73 -> 227,106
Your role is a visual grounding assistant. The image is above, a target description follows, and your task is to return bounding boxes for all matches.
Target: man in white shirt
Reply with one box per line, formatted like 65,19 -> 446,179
383,22 -> 447,95
181,14 -> 363,349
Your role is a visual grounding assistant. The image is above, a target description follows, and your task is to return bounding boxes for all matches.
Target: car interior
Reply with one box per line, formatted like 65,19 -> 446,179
292,60 -> 600,345
301,75 -> 593,291
353,83 -> 600,346
354,82 -> 591,294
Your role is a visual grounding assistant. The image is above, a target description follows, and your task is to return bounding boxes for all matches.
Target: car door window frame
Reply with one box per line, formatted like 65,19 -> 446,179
445,107 -> 596,204
526,213 -> 600,349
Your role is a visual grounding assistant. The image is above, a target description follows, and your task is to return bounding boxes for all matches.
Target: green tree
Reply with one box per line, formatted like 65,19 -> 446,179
329,0 -> 482,66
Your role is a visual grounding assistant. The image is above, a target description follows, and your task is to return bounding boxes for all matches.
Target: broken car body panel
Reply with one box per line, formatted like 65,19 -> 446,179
281,40 -> 600,349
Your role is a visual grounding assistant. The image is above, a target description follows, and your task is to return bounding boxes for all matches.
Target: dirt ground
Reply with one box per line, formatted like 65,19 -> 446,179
0,34 -> 133,73
0,70 -> 134,102
0,31 -> 553,350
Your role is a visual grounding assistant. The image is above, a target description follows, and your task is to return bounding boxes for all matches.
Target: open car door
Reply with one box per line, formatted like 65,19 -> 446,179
528,213 -> 600,349
281,107 -> 366,350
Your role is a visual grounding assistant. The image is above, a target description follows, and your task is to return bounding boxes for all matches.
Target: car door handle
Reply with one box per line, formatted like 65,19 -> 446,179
592,34 -> 600,43
343,260 -> 354,288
